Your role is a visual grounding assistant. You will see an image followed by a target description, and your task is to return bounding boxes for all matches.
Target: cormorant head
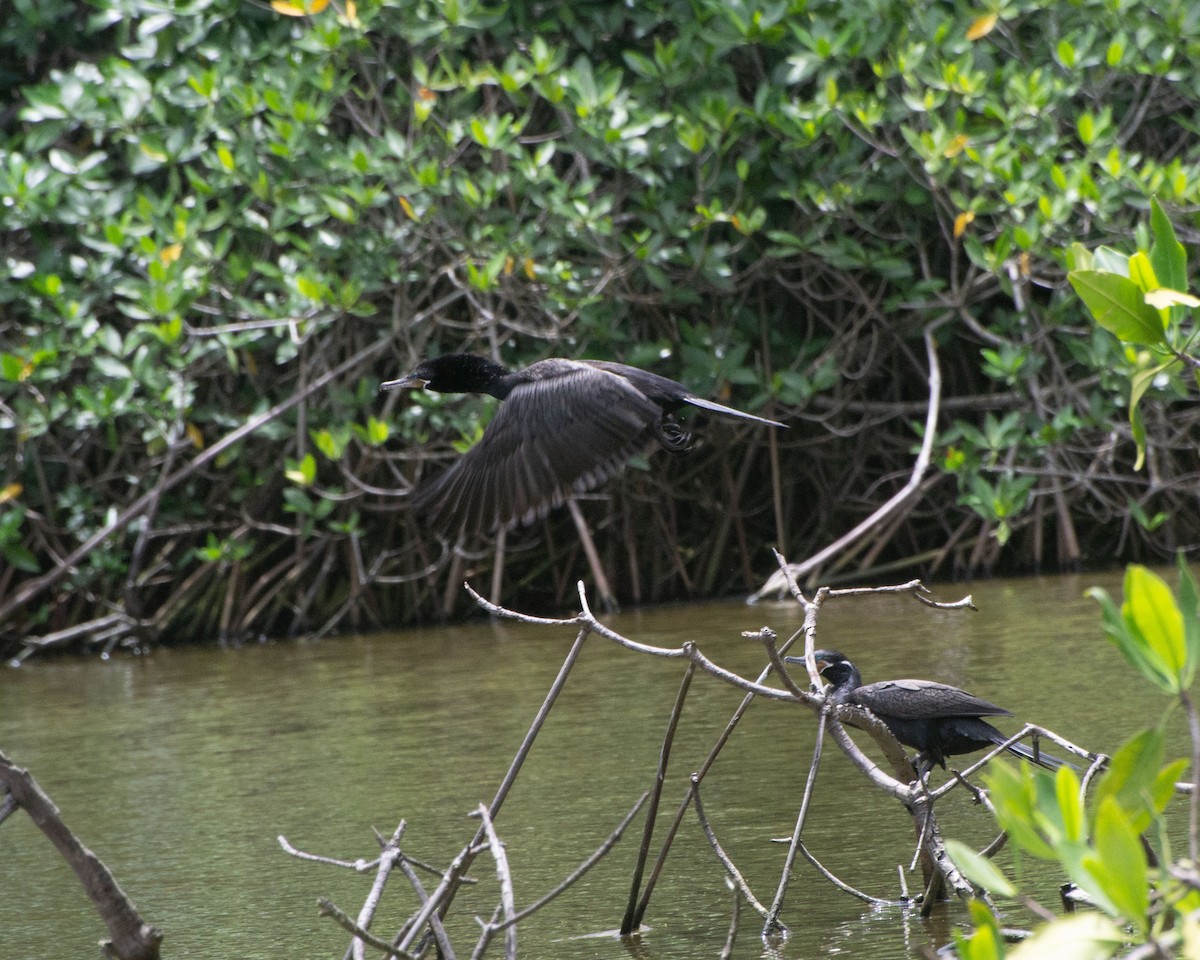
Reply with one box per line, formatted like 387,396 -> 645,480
785,649 -> 857,688
380,354 -> 510,395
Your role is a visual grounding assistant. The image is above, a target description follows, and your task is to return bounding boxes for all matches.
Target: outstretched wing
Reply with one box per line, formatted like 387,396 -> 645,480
413,365 -> 661,536
855,679 -> 1012,719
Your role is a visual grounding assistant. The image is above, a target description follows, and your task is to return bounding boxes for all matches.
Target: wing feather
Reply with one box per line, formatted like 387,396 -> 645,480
413,365 -> 661,536
854,679 -> 1011,719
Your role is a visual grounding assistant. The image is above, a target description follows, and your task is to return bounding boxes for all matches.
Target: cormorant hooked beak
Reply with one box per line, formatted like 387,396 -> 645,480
380,375 -> 430,392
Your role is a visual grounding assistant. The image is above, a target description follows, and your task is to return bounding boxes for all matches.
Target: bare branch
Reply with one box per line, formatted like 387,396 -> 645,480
752,327 -> 942,596
691,775 -> 774,922
0,750 -> 162,960
475,805 -> 517,960
792,841 -> 900,906
493,792 -> 649,933
317,898 -> 415,960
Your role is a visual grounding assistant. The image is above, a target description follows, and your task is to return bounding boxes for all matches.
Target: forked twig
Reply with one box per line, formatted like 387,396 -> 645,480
621,663 -> 696,934
476,806 -> 517,960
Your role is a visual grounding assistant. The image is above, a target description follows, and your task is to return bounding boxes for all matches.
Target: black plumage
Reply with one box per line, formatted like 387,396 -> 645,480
788,650 -> 1069,776
381,354 -> 784,537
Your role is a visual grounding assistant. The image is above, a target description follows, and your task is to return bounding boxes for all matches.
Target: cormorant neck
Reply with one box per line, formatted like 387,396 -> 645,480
429,355 -> 514,398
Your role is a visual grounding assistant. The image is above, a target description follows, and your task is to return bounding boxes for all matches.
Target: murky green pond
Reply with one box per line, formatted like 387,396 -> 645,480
0,569 -> 1176,959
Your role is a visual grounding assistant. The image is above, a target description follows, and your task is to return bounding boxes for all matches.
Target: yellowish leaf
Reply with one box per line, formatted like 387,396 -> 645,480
0,482 -> 22,505
398,196 -> 417,221
1019,252 -> 1031,277
954,211 -> 975,238
967,12 -> 997,41
417,86 -> 437,103
1145,288 -> 1200,309
943,134 -> 969,158
185,423 -> 205,450
272,0 -> 329,14
159,243 -> 183,265
139,141 -> 168,162
523,257 -> 536,280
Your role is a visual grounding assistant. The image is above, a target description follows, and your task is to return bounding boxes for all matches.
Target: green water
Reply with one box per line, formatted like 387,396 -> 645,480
0,570 -> 1169,958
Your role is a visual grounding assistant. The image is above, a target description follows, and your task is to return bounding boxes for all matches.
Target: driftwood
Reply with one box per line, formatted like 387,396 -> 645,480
0,749 -> 162,960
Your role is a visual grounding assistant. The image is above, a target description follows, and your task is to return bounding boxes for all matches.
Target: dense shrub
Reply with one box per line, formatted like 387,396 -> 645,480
2,0 -> 1199,652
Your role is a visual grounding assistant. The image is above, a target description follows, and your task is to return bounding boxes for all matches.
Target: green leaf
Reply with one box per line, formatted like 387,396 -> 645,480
1055,765 -> 1085,842
0,353 -> 26,381
945,839 -> 1017,898
984,762 -> 1058,860
1094,727 -> 1166,833
1081,797 -> 1148,931
1127,360 -> 1177,472
956,899 -> 1005,960
1177,554 -> 1200,690
285,452 -> 317,486
1124,565 -> 1187,691
1126,251 -> 1158,294
1149,197 -> 1187,293
1130,402 -> 1147,472
1092,246 -> 1130,275
1088,584 -> 1174,692
1006,913 -> 1125,960
365,416 -> 389,445
311,428 -> 346,460
2,543 -> 41,573
1068,271 -> 1165,346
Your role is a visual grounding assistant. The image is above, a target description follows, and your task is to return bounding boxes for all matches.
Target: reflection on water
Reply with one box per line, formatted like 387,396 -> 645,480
0,569 -> 1174,958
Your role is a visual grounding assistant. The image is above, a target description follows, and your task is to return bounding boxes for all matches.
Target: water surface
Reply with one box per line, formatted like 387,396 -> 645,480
0,570 -> 1174,958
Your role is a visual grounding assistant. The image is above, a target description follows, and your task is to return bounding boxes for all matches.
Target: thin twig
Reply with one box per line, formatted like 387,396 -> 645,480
720,876 -> 742,960
396,624 -> 590,954
394,852 -> 459,960
317,898 -> 416,960
352,822 -> 406,960
491,792 -> 649,934
476,805 -> 517,960
790,841 -> 901,906
621,664 -> 696,934
765,710 -> 826,934
691,775 -> 773,921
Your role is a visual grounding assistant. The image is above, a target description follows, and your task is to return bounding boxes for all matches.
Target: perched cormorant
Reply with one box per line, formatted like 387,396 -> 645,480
382,353 -> 785,536
788,650 -> 1070,776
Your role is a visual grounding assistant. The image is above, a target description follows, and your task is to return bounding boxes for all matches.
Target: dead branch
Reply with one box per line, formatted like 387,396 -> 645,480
691,774 -> 775,922
317,898 -> 415,959
0,750 -> 162,960
489,792 -> 649,935
353,822 -> 406,960
764,710 -> 826,935
621,663 -> 696,933
751,326 -> 942,597
476,805 -> 518,960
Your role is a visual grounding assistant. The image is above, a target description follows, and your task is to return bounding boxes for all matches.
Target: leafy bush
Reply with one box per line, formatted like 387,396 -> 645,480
2,0 -> 1200,650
